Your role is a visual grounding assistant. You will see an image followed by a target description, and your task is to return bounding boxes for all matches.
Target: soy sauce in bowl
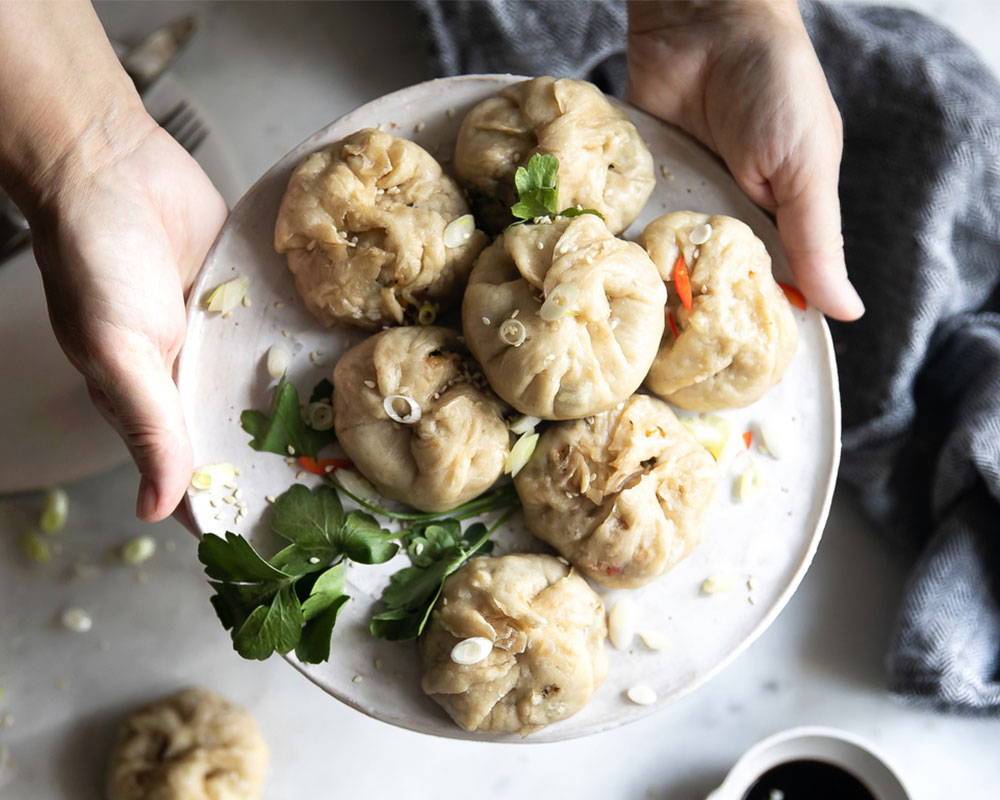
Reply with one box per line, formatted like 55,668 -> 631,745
744,759 -> 878,800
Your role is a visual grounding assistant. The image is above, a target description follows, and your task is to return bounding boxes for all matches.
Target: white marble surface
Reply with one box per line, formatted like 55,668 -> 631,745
2,1 -> 999,798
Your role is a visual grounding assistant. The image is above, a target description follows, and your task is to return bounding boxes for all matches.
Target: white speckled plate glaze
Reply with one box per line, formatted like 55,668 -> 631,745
177,75 -> 840,743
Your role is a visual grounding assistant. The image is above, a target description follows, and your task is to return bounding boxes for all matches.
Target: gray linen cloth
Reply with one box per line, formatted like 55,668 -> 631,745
416,0 -> 1000,712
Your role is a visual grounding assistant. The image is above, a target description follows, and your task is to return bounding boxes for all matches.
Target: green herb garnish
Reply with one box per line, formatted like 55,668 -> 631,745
509,153 -> 605,226
198,483 -> 397,663
369,510 -> 511,641
240,381 -> 337,458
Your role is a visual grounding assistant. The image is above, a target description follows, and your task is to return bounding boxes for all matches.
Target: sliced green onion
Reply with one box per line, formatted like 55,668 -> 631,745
499,318 -> 527,347
443,214 -> 476,248
39,488 -> 68,534
734,461 -> 765,502
190,462 -> 237,491
417,302 -> 437,326
539,282 -> 579,321
508,414 -> 541,435
121,535 -> 157,565
204,275 -> 250,313
20,531 -> 52,563
504,432 -> 539,477
307,402 -> 335,431
701,575 -> 739,595
679,414 -> 732,462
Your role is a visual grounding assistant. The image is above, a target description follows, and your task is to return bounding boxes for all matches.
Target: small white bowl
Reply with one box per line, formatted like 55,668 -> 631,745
707,726 -> 911,800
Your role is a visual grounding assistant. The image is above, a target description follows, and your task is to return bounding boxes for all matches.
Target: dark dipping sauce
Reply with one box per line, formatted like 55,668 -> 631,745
744,760 -> 878,800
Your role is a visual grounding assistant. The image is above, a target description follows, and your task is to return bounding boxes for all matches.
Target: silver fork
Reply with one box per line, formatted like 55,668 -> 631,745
157,100 -> 209,154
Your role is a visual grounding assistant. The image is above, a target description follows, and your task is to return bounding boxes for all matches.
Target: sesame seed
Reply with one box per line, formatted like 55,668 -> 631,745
265,495 -> 276,504
415,121 -> 426,132
287,445 -> 296,455
352,674 -> 364,683
221,311 -> 231,319
482,317 -> 491,325
364,380 -> 376,389
242,296 -> 252,308
295,470 -> 307,481
446,109 -> 456,118
274,300 -> 285,308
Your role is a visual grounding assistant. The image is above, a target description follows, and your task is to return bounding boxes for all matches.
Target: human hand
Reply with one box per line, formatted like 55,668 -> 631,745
27,116 -> 227,521
627,0 -> 864,320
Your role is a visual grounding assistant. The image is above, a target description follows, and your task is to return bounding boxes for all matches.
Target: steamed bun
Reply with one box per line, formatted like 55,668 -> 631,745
454,76 -> 654,233
462,214 -> 666,420
275,128 -> 486,330
420,554 -> 607,735
640,211 -> 798,410
333,325 -> 508,512
514,394 -> 717,589
105,687 -> 268,800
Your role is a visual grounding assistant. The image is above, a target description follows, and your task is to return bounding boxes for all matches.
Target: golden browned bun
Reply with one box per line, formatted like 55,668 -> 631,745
333,326 -> 508,512
515,394 -> 717,589
641,211 -> 798,410
462,214 -> 665,420
275,128 -> 486,329
421,554 -> 607,735
454,77 -> 654,233
106,687 -> 268,800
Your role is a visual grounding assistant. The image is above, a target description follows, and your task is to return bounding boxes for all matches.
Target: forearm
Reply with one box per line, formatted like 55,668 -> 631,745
0,0 -> 150,214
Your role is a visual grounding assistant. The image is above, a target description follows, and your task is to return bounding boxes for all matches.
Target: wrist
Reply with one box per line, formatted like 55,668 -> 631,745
0,0 -> 153,217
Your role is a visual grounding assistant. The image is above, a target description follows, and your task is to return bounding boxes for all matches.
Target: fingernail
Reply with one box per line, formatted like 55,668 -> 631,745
843,281 -> 866,319
137,477 -> 158,520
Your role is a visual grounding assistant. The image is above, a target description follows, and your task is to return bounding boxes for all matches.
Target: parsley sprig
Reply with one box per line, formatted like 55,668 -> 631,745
198,483 -> 397,663
369,510 -> 512,641
509,153 -> 604,226
201,381 -> 522,663
240,380 -> 336,458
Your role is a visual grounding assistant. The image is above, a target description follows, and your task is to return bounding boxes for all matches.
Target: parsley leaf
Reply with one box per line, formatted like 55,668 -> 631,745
509,153 -> 605,226
369,514 -> 506,641
198,483 -> 396,664
511,153 -> 559,221
558,206 -> 605,220
241,381 -> 337,458
270,484 -> 397,565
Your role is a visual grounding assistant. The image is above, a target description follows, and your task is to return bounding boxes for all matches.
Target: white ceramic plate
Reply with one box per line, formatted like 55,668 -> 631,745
0,75 -> 245,494
177,75 -> 840,743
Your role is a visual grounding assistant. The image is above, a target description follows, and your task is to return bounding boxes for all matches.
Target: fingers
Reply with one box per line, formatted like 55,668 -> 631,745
87,353 -> 193,523
773,169 -> 865,322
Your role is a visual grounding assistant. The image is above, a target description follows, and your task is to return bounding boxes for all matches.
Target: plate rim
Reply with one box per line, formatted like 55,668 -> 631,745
177,73 -> 841,743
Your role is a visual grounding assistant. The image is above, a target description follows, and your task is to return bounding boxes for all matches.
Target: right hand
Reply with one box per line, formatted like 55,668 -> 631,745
28,112 -> 227,521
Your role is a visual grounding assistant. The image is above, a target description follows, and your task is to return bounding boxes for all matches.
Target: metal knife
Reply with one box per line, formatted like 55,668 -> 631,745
0,16 -> 200,263
119,15 -> 199,94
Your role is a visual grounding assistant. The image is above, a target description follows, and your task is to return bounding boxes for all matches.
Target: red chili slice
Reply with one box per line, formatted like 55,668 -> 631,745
742,431 -> 753,449
667,311 -> 680,339
673,254 -> 693,312
778,281 -> 807,311
298,456 -> 353,476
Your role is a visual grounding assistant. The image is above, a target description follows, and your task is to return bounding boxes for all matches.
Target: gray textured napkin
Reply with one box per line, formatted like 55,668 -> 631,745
416,0 -> 1000,712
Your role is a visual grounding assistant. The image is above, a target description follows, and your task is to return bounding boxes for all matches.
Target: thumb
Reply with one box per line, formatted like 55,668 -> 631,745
772,166 -> 865,321
87,357 -> 193,522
